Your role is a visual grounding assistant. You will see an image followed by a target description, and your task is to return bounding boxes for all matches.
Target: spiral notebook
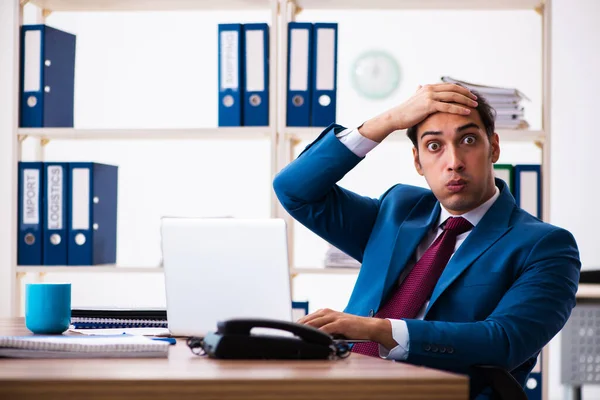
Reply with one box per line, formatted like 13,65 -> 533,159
0,335 -> 170,359
71,308 -> 168,329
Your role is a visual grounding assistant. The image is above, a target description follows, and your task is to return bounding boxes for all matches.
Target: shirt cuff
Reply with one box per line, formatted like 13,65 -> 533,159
378,319 -> 410,360
335,127 -> 379,158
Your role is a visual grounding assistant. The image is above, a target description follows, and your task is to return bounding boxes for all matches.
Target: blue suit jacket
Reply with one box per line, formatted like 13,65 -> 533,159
273,124 -> 580,393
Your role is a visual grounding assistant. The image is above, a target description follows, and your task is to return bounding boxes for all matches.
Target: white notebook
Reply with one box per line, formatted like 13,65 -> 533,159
0,335 -> 170,359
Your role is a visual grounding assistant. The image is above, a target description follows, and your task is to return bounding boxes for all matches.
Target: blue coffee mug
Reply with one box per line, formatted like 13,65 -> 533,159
25,283 -> 71,334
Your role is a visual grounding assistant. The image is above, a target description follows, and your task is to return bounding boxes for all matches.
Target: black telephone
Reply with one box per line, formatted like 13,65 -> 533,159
189,318 -> 350,360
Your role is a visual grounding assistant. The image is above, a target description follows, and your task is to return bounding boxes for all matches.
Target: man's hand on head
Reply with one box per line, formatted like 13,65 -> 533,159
358,83 -> 478,143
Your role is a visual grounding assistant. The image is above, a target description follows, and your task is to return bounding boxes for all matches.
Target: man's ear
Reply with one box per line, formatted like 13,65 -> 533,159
413,147 -> 424,176
490,133 -> 500,163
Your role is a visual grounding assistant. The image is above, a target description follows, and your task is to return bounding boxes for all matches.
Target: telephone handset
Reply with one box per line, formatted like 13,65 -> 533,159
189,318 -> 351,360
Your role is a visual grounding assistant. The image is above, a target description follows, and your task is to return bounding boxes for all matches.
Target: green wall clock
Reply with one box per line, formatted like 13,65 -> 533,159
351,50 -> 400,100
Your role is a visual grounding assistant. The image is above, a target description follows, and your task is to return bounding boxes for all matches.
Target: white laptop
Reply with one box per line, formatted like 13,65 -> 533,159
160,217 -> 293,337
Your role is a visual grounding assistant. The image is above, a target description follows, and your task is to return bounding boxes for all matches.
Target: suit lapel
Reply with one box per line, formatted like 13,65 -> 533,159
424,181 -> 516,317
378,195 -> 440,308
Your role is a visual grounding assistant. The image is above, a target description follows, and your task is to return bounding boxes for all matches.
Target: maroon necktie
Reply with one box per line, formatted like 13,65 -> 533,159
351,217 -> 473,357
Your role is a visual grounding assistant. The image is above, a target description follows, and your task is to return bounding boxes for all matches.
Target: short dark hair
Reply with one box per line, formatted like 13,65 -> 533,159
406,89 -> 496,148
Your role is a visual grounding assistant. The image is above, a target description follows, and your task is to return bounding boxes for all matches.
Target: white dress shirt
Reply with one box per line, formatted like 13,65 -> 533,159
335,128 -> 500,360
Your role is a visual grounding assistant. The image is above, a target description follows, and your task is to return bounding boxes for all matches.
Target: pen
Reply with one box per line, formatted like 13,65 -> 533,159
150,337 -> 176,345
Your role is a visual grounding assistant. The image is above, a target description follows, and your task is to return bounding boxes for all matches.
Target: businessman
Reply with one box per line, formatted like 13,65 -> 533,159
273,83 -> 580,393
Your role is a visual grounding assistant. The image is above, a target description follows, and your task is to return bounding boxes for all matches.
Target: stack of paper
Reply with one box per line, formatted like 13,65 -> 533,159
324,245 -> 361,268
70,308 -> 168,329
441,76 -> 530,129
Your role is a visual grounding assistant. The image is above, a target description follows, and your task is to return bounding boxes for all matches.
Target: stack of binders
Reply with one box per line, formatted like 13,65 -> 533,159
441,76 -> 529,130
286,22 -> 338,128
20,24 -> 76,128
493,164 -> 542,218
17,162 -> 119,266
218,23 -> 270,127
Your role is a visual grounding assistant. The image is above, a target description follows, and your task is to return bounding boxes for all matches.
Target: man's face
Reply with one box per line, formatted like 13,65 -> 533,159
412,109 -> 500,215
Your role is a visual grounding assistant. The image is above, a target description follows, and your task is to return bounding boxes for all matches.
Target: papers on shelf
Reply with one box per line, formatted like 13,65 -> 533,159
441,76 -> 530,130
324,245 -> 361,268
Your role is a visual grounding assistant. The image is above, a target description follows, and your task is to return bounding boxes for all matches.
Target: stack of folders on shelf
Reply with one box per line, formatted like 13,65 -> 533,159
493,164 -> 542,218
19,24 -> 76,128
218,23 -> 270,127
0,335 -> 169,359
324,245 -> 361,269
441,76 -> 530,130
17,162 -> 118,267
286,22 -> 338,128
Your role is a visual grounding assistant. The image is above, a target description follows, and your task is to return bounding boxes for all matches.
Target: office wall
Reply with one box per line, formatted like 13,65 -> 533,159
549,0 -> 600,398
0,0 -> 19,318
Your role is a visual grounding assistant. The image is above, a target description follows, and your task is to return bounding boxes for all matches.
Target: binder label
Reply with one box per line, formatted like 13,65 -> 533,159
23,169 -> 40,225
316,28 -> 335,91
47,166 -> 63,230
220,31 -> 239,90
24,30 -> 41,92
245,30 -> 265,92
494,169 -> 510,185
72,168 -> 90,230
289,29 -> 309,91
520,171 -> 539,216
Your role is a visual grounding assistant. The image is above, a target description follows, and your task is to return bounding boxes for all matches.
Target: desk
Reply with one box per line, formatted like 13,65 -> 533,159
0,318 -> 468,400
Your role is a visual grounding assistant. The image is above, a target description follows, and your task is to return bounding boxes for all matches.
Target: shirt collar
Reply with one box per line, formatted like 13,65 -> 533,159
437,186 -> 500,229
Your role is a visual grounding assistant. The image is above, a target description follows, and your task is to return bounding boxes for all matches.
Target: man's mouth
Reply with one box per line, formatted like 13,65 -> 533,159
446,179 -> 467,193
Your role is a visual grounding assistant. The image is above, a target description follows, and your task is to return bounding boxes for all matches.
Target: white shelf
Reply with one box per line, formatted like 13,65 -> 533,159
293,0 -> 543,10
576,284 -> 600,299
285,128 -> 545,144
18,265 -> 359,276
16,266 -> 163,273
291,267 -> 360,275
28,0 -> 274,12
17,128 -> 272,141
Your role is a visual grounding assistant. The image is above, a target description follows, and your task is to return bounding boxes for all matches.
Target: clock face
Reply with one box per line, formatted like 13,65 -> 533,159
351,51 -> 400,99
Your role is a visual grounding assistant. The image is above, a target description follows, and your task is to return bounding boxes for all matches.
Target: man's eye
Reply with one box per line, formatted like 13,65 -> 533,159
463,135 -> 476,145
427,142 -> 440,151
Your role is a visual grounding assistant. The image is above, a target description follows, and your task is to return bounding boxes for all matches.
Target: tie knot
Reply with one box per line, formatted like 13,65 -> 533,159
443,217 -> 473,235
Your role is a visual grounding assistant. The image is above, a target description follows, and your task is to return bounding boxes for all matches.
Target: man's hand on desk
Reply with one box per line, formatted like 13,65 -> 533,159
297,308 -> 398,350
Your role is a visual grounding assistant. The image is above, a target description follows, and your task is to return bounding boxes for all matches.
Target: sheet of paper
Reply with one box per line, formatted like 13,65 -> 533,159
69,327 -> 171,336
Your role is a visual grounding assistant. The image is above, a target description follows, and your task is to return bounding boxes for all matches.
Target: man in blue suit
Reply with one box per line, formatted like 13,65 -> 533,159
273,83 -> 580,395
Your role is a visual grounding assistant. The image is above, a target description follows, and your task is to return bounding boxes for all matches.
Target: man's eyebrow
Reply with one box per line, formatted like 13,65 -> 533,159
420,123 -> 482,140
420,130 -> 442,140
456,123 -> 481,132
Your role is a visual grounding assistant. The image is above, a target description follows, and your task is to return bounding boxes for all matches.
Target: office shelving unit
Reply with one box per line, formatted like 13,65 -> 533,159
8,0 -> 552,294
10,0 -> 281,314
5,2 -> 551,396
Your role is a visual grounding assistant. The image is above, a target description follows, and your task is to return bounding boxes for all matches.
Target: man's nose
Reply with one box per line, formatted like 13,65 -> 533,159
446,147 -> 465,172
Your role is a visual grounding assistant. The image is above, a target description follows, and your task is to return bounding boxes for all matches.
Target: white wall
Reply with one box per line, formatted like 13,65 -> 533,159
549,0 -> 600,399
0,0 -> 19,318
